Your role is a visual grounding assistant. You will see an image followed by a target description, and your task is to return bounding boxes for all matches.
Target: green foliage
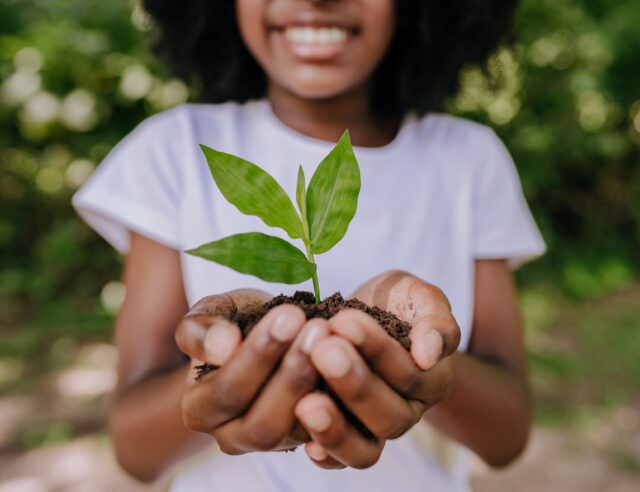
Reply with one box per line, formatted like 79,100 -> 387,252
200,145 -> 305,240
187,233 -> 316,284
190,133 -> 361,302
451,0 -> 640,295
19,421 -> 73,449
526,285 -> 640,424
0,0 -> 174,308
296,165 -> 307,223
306,131 -> 361,254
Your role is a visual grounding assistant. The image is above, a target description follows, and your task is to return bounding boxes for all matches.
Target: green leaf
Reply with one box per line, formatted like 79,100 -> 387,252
296,164 -> 307,218
186,232 -> 316,284
306,130 -> 361,254
296,164 -> 310,240
200,145 -> 304,239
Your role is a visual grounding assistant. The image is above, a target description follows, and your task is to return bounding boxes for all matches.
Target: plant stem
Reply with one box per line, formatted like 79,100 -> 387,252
304,243 -> 321,304
299,196 -> 321,303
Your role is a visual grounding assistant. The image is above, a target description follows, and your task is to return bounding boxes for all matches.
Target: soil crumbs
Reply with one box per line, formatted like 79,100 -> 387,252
252,291 -> 409,347
196,291 -> 410,380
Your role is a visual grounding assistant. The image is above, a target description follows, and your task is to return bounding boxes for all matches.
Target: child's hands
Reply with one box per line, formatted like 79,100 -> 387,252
295,271 -> 461,469
174,272 -> 459,466
175,290 -> 330,454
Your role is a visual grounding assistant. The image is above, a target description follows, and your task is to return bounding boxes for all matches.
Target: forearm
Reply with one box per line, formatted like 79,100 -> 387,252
425,351 -> 531,467
110,363 -> 212,482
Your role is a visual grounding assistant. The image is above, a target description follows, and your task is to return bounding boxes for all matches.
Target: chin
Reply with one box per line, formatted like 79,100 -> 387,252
276,68 -> 361,100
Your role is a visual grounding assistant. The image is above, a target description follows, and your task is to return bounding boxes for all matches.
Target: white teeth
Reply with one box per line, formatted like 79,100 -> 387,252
284,27 -> 348,44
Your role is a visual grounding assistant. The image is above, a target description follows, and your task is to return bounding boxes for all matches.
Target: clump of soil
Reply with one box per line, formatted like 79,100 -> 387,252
252,291 -> 409,347
195,291 -> 411,439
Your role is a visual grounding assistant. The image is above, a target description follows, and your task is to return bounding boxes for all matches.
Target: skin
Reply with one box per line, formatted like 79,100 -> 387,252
178,271 -> 459,466
237,0 -> 400,146
112,240 -> 529,479
109,0 -> 531,481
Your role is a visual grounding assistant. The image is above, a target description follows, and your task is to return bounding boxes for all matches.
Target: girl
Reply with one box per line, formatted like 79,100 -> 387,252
73,0 -> 546,490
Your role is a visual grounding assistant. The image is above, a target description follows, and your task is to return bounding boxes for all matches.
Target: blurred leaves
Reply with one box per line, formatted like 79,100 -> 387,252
452,0 -> 640,297
0,0 -> 188,308
526,285 -> 640,423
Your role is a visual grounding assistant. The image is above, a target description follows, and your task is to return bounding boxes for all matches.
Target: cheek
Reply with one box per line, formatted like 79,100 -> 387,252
236,0 -> 270,63
361,1 -> 396,64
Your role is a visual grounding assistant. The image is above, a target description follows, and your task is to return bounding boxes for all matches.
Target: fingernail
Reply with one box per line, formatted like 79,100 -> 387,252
301,322 -> 323,354
183,319 -> 206,343
425,329 -> 444,357
342,322 -> 365,346
270,311 -> 300,342
415,330 -> 444,370
301,408 -> 331,433
307,441 -> 328,461
204,320 -> 238,364
315,345 -> 351,378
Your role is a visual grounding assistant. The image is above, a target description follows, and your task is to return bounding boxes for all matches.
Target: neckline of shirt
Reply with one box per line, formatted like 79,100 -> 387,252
252,99 -> 420,159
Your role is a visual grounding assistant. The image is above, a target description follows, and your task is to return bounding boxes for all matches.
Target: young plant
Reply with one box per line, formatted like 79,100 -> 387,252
186,131 -> 360,304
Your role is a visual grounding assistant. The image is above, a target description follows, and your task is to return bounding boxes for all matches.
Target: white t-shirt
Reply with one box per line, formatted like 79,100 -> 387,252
73,99 -> 545,492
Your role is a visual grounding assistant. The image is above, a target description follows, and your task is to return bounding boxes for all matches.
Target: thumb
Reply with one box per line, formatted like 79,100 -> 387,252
176,315 -> 242,365
409,314 -> 459,370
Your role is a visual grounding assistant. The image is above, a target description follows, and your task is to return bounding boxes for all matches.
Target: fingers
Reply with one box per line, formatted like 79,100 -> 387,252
304,441 -> 344,469
176,315 -> 243,365
295,392 -> 384,469
328,310 -> 426,398
404,279 -> 460,366
309,335 -> 423,440
214,320 -> 330,452
350,271 -> 461,367
352,292 -> 458,371
188,289 -> 271,316
188,293 -> 237,318
328,309 -> 454,407
182,304 -> 306,433
176,289 -> 273,364
409,314 -> 459,370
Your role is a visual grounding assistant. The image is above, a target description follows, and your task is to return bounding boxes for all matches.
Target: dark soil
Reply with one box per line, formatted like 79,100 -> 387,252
195,291 -> 412,439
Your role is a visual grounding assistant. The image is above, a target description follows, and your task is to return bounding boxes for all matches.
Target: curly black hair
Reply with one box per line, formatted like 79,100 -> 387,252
141,0 -> 519,118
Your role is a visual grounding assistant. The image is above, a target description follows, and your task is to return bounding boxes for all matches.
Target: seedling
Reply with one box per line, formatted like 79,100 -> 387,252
186,131 -> 360,304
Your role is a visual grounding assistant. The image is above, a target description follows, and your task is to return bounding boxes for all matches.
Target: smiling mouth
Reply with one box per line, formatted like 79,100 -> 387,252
284,26 -> 350,44
272,25 -> 357,61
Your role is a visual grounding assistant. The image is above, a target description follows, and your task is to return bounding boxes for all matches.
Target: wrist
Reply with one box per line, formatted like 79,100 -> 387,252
110,363 -> 207,482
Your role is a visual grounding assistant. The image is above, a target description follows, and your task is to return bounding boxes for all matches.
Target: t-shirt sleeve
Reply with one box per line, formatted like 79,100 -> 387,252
472,128 -> 546,268
72,108 -> 185,254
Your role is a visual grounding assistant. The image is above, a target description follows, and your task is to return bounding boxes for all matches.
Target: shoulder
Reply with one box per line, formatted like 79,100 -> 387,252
135,100 -> 264,154
414,112 -> 501,150
131,101 -> 249,138
406,113 -> 520,197
414,113 -> 513,172
96,101 -> 254,183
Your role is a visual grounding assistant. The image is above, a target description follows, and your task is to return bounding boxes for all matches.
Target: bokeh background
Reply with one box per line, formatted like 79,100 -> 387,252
1,0 -> 639,490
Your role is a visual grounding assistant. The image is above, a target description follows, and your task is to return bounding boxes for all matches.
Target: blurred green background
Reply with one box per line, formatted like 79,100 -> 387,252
0,0 -> 639,490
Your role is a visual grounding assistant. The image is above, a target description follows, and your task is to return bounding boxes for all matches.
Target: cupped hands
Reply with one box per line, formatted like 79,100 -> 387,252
174,271 -> 461,469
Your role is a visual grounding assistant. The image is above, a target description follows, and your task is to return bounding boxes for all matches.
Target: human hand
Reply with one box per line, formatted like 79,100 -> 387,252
175,290 -> 330,453
294,271 -> 461,469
